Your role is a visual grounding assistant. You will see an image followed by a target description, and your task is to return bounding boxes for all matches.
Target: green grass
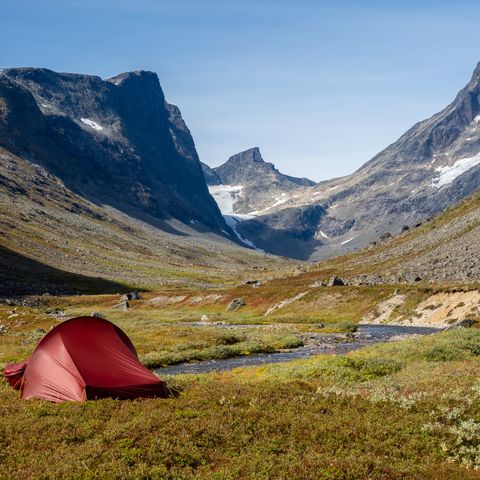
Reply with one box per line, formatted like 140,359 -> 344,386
2,330 -> 480,478
0,303 -> 304,368
4,292 -> 480,478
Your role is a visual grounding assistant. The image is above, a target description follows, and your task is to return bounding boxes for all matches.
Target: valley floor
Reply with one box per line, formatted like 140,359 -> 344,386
1,287 -> 480,479
2,328 -> 480,479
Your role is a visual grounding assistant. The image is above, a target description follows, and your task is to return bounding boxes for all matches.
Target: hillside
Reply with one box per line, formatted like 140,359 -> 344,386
0,68 -> 298,295
306,188 -> 480,284
232,62 -> 480,260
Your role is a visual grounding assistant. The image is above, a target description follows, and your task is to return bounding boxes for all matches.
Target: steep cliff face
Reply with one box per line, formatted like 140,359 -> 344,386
0,67 -> 229,234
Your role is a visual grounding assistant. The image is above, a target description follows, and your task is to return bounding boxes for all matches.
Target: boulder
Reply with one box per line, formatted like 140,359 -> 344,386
120,291 -> 142,302
444,319 -> 478,331
226,297 -> 245,311
327,276 -> 345,287
403,273 -> 422,283
379,232 -> 392,242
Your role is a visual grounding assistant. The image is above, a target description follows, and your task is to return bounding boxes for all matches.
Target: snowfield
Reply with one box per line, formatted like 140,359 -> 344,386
208,185 -> 261,250
431,152 -> 480,188
80,118 -> 104,131
208,185 -> 244,215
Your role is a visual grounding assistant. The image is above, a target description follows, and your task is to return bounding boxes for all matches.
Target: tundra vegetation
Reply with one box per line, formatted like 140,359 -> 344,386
2,285 -> 480,479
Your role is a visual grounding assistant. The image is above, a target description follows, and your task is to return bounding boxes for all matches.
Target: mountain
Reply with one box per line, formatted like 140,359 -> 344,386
231,62 -> 480,260
0,67 -> 230,235
0,68 -> 297,294
201,148 -> 316,248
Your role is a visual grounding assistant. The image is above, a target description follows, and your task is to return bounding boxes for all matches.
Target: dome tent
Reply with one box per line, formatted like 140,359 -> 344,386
4,316 -> 167,402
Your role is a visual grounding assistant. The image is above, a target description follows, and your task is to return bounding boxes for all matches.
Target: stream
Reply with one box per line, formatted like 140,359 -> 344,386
155,324 -> 440,376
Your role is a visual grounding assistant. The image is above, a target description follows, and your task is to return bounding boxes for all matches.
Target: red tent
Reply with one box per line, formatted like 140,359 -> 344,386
3,316 -> 167,402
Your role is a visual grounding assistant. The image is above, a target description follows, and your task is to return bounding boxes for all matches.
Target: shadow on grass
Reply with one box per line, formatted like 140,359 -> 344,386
0,245 -> 131,296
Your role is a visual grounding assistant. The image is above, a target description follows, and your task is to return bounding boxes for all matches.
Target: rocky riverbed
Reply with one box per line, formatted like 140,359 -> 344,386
156,324 -> 439,376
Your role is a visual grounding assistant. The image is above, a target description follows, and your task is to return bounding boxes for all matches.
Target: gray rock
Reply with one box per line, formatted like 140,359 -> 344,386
226,297 -> 245,311
444,319 -> 478,330
327,276 -> 345,286
121,291 -> 142,302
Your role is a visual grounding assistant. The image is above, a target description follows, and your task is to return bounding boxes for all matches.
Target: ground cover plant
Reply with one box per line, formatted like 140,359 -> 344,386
2,326 -> 480,478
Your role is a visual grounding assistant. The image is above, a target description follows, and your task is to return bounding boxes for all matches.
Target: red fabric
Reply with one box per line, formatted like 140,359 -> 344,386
4,360 -> 28,390
4,317 -> 167,402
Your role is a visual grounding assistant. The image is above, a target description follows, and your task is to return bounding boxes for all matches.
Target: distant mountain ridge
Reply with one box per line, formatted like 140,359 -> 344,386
203,147 -> 315,188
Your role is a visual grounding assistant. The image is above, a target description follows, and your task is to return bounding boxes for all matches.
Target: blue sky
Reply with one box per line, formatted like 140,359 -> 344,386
1,1 -> 480,181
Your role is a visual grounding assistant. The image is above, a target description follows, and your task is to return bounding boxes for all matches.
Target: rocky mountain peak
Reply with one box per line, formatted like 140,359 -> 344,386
209,147 -> 316,187
107,70 -> 160,89
230,147 -> 263,164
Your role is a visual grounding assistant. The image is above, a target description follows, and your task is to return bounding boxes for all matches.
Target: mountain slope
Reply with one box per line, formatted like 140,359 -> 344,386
0,68 -> 297,294
235,62 -> 480,260
0,145 -> 292,295
302,188 -> 480,283
0,67 -> 230,235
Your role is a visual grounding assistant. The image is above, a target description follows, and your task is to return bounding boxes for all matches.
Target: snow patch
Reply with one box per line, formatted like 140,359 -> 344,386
341,237 -> 354,245
318,230 -> 329,239
270,192 -> 289,208
208,185 -> 244,215
223,214 -> 263,251
80,118 -> 104,131
249,192 -> 290,215
431,152 -> 480,188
